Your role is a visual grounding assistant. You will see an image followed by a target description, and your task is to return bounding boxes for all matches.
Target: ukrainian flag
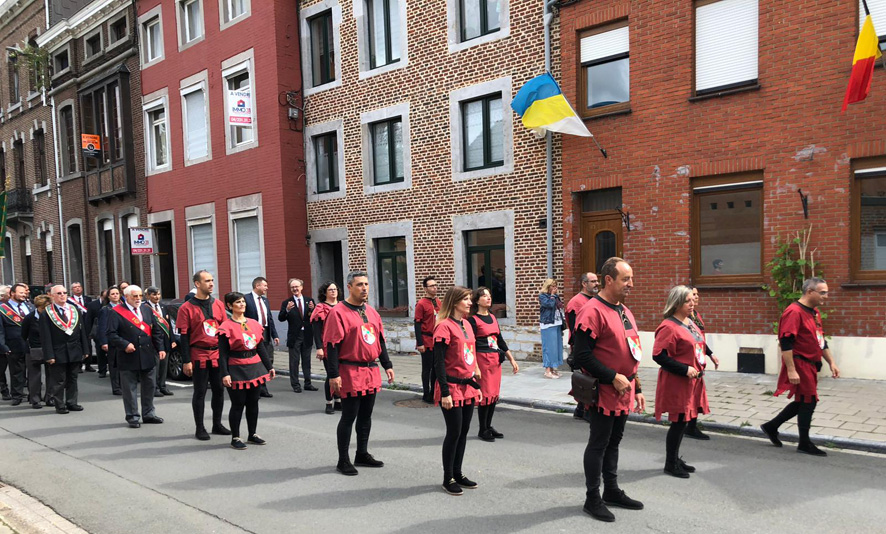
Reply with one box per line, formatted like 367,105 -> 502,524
511,73 -> 592,137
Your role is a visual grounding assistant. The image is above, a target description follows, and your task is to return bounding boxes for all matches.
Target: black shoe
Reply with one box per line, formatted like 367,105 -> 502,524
761,422 -> 783,447
337,460 -> 358,476
292,385 -> 303,393
1,392 -> 11,401
684,426 -> 711,440
334,401 -> 342,411
160,389 -> 174,396
128,420 -> 141,428
583,499 -> 615,522
304,383 -> 318,391
212,424 -> 232,436
354,453 -> 384,467
442,478 -> 463,496
112,390 -> 122,396
77,368 -> 84,374
231,438 -> 248,450
603,489 -> 645,510
455,474 -> 478,489
488,427 -> 504,439
422,396 -> 434,404
247,434 -> 266,445
678,458 -> 696,473
98,373 -> 107,378
66,404 -> 84,412
143,416 -> 164,424
325,403 -> 335,415
11,398 -> 22,406
154,390 -> 165,397
195,427 -> 211,441
46,398 -> 55,407
260,391 -> 273,398
55,407 -> 69,414
85,366 -> 96,372
797,441 -> 828,457
478,429 -> 496,442
31,403 -> 42,409
664,461 -> 691,479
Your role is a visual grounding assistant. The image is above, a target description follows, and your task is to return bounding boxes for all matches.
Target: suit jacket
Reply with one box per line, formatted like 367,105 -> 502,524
20,310 -> 42,351
38,304 -> 89,364
0,300 -> 34,353
106,303 -> 166,371
245,292 -> 278,342
278,295 -> 314,348
86,298 -> 104,339
146,302 -> 179,353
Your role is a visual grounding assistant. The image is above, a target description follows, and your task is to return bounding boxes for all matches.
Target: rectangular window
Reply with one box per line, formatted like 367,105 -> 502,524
376,236 -> 407,312
23,238 -> 32,285
8,52 -> 20,102
225,0 -> 248,22
316,241 -> 345,292
68,224 -> 84,287
34,130 -> 46,186
461,94 -> 503,171
189,222 -> 216,277
148,106 -> 168,170
314,133 -> 339,193
181,0 -> 204,44
183,88 -> 208,161
0,149 -> 6,185
579,22 -> 629,116
860,0 -> 886,52
366,0 -> 400,69
460,0 -> 501,42
53,49 -> 69,74
852,158 -> 886,279
145,17 -> 163,62
371,118 -> 403,185
60,106 -> 76,175
695,0 -> 758,95
13,140 -> 24,188
465,228 -> 507,317
1,237 -> 12,285
109,84 -> 122,161
226,70 -> 253,147
691,175 -> 762,283
84,30 -> 102,61
232,216 -> 261,293
309,11 -> 335,87
82,83 -> 124,169
110,16 -> 128,44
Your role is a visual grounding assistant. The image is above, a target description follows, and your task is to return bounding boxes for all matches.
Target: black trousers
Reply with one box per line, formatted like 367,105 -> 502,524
192,364 -> 224,429
6,351 -> 26,400
95,345 -> 109,374
108,351 -> 121,393
337,394 -> 376,461
0,352 -> 8,393
322,359 -> 337,402
27,356 -> 47,405
49,361 -> 80,407
420,350 -> 436,401
441,403 -> 474,480
289,337 -> 312,387
155,352 -> 168,390
228,386 -> 261,439
583,411 -> 628,499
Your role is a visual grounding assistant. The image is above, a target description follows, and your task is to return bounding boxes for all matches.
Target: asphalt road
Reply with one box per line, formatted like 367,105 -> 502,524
1,375 -> 884,534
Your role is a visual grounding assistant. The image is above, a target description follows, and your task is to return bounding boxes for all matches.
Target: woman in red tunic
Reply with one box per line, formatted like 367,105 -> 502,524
218,292 -> 276,450
434,286 -> 482,496
683,286 -> 720,440
467,287 -> 519,442
652,285 -> 708,478
311,281 -> 340,414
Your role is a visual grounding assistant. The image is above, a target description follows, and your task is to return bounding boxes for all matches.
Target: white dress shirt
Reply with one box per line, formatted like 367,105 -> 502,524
252,291 -> 268,327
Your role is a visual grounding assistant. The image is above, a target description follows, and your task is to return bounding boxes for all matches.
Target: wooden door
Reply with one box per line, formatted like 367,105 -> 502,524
580,214 -> 623,275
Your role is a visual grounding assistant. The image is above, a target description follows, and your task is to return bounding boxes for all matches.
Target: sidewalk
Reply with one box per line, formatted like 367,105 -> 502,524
275,348 -> 886,453
0,483 -> 87,534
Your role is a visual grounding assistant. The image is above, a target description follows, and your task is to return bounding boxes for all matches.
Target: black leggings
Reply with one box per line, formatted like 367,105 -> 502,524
583,410 -> 628,499
227,387 -> 261,439
477,402 -> 497,432
770,399 -> 817,443
421,350 -> 436,400
441,403 -> 474,480
322,359 -> 339,403
337,394 -> 376,461
192,364 -> 224,429
666,414 -> 688,464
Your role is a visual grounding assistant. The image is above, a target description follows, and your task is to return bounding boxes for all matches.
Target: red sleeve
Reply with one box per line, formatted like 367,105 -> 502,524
778,306 -> 800,339
576,306 -> 601,340
177,304 -> 193,334
433,321 -> 451,345
652,321 -> 678,356
323,308 -> 346,346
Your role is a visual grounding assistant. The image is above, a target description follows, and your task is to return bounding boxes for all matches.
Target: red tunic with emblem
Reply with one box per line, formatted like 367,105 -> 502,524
414,297 -> 441,350
775,302 -> 825,403
323,303 -> 385,397
177,298 -> 227,368
652,318 -> 709,422
434,318 -> 481,407
218,318 -> 271,389
468,313 -> 504,405
574,297 -> 642,416
565,292 -> 593,345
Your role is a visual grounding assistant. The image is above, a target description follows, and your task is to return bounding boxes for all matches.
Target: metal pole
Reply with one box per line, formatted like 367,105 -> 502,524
543,1 -> 554,279
49,94 -> 68,287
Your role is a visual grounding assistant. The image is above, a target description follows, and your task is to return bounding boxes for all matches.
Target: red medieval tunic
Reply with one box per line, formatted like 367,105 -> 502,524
467,313 -> 507,405
652,317 -> 709,422
565,292 -> 593,345
323,303 -> 385,397
775,302 -> 825,403
434,317 -> 481,407
218,318 -> 271,389
574,297 -> 642,416
414,297 -> 441,350
177,297 -> 227,368
689,310 -> 712,416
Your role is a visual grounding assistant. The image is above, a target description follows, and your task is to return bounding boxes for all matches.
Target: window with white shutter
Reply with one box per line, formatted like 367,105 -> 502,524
189,222 -> 216,277
860,0 -> 886,51
233,216 -> 261,293
695,0 -> 758,94
184,89 -> 208,161
579,21 -> 630,117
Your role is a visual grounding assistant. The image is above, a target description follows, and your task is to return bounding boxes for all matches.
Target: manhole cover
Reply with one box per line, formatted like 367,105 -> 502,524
394,398 -> 434,408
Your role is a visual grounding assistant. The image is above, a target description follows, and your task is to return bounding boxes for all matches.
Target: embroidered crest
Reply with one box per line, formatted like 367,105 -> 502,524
487,335 -> 498,350
464,343 -> 475,366
242,331 -> 257,350
203,319 -> 218,337
694,342 -> 705,365
627,335 -> 643,362
361,324 -> 377,345
48,305 -> 78,335
816,328 -> 825,350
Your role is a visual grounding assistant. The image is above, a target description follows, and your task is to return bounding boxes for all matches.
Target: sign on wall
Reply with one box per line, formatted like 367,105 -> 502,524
227,90 -> 253,125
81,134 -> 101,158
129,227 -> 155,255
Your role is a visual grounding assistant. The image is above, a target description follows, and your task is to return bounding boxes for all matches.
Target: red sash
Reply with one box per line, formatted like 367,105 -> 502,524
0,303 -> 24,324
114,305 -> 152,336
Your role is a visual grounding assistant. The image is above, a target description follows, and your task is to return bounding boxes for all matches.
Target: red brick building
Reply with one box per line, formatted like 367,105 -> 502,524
559,0 -> 886,378
136,0 -> 309,302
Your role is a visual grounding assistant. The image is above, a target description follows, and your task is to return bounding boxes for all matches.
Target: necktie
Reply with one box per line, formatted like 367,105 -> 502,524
58,306 -> 68,322
297,298 -> 303,316
259,297 -> 267,326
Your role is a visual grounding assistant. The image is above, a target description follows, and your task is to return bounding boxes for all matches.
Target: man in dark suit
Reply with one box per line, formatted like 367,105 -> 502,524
0,283 -> 35,405
145,286 -> 177,396
245,277 -> 279,398
106,285 -> 166,428
38,285 -> 90,414
86,290 -> 107,376
278,278 -> 315,393
68,282 -> 95,372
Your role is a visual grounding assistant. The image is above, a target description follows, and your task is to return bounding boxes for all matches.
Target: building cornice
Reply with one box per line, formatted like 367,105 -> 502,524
0,0 -> 38,32
35,0 -> 128,50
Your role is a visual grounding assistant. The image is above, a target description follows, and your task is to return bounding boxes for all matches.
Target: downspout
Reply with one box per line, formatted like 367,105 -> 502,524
543,0 -> 555,278
49,94 -> 68,286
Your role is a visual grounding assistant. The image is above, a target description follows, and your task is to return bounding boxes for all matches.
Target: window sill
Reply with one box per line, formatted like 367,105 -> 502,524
582,107 -> 632,121
106,38 -> 130,53
448,28 -> 510,54
842,281 -> 886,288
358,59 -> 408,81
7,102 -> 22,114
58,171 -> 84,183
689,83 -> 761,102
304,79 -> 342,97
83,53 -> 104,68
32,184 -> 51,196
178,35 -> 205,53
51,68 -> 72,80
27,92 -> 41,102
145,164 -> 172,177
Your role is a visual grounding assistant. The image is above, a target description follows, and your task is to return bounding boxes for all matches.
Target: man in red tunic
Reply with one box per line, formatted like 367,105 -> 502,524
414,275 -> 440,403
179,271 -> 231,441
566,272 -> 599,420
572,258 -> 645,522
325,271 -> 395,476
762,277 -> 840,457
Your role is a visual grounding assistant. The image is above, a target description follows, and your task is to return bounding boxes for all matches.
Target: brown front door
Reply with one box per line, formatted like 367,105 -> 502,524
581,213 -> 623,275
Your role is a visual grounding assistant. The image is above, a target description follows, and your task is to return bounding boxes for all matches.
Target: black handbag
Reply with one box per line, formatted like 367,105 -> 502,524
571,370 -> 599,407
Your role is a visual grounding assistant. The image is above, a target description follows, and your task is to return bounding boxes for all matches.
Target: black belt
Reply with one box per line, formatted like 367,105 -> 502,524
446,375 -> 481,389
793,354 -> 823,371
626,373 -> 636,381
340,360 -> 378,368
193,345 -> 218,351
421,331 -> 433,337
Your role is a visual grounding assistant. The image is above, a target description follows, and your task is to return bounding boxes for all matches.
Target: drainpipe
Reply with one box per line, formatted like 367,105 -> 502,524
49,94 -> 68,286
543,0 -> 555,278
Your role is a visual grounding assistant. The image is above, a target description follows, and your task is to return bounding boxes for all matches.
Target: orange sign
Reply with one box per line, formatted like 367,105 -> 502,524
81,134 -> 101,158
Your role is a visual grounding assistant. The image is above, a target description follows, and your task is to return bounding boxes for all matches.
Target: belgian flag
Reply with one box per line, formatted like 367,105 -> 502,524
842,2 -> 882,111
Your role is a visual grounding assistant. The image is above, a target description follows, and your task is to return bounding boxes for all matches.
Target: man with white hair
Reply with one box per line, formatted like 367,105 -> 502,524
38,285 -> 90,414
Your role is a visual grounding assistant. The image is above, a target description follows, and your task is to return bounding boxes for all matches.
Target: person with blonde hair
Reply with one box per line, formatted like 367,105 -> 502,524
539,278 -> 565,378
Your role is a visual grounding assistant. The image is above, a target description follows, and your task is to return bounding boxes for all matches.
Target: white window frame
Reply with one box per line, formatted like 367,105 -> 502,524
119,211 -> 144,284
83,28 -> 104,65
219,0 -> 251,30
364,221 -> 415,316
227,193 -> 266,293
147,209 -> 180,297
57,98 -> 79,177
305,119 -> 346,202
447,0 -> 509,53
50,43 -> 72,79
694,0 -> 758,95
142,88 -> 172,175
221,49 -> 258,155
354,0 -> 408,79
96,216 -> 118,288
185,202 -> 217,293
300,0 -> 343,96
138,6 -> 165,68
107,12 -> 130,50
360,102 -> 411,195
176,0 -> 205,51
308,227 -> 350,297
180,70 -> 212,166
860,0 -> 886,49
449,76 -> 513,181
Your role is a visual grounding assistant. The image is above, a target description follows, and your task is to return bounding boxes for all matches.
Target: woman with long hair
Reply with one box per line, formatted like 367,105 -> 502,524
683,286 -> 719,440
218,292 -> 276,450
467,287 -> 519,442
434,286 -> 482,495
96,286 -> 122,395
652,285 -> 710,478
538,278 -> 565,378
312,281 -> 340,415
